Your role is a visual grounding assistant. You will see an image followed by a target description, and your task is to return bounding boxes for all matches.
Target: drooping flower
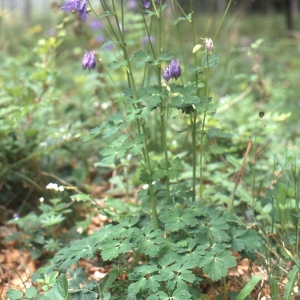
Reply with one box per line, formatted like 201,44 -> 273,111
82,50 -> 96,70
141,0 -> 151,8
61,0 -> 89,21
141,0 -> 160,8
169,59 -> 181,80
77,0 -> 89,21
205,37 -> 214,54
162,65 -> 171,82
162,59 -> 181,82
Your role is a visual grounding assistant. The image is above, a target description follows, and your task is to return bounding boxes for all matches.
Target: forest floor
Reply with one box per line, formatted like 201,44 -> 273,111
0,186 -> 293,300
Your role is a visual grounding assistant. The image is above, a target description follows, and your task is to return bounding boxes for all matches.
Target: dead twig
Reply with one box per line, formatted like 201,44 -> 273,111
228,140 -> 252,212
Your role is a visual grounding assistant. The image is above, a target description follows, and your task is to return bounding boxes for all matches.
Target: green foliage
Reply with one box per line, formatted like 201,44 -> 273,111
236,276 -> 262,300
283,265 -> 300,300
4,193 -> 84,259
4,1 -> 300,300
29,197 -> 261,299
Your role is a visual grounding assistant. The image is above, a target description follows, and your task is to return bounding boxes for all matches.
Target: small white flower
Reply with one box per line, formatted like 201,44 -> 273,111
39,197 -> 44,203
58,186 -> 64,192
62,133 -> 71,141
46,183 -> 59,191
101,101 -> 112,110
39,142 -> 47,148
76,227 -> 84,234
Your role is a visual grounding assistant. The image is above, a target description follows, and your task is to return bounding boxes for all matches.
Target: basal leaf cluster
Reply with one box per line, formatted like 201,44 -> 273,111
35,200 -> 261,299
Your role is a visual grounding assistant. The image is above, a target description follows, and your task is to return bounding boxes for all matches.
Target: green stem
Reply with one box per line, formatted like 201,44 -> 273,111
199,53 -> 210,201
191,113 -> 197,201
101,0 -> 160,229
160,104 -> 171,205
213,0 -> 233,41
169,1 -> 187,80
189,0 -> 199,201
141,123 -> 160,229
157,1 -> 171,204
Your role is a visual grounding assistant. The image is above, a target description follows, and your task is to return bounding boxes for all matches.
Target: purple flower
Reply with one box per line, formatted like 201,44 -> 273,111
141,0 -> 160,8
141,0 -> 151,8
169,59 -> 181,80
77,0 -> 89,21
127,0 -> 139,9
170,59 -> 181,79
61,0 -> 80,12
95,35 -> 105,43
162,65 -> 171,82
162,59 -> 181,82
141,35 -> 155,46
82,50 -> 96,70
61,0 -> 89,21
88,19 -> 103,31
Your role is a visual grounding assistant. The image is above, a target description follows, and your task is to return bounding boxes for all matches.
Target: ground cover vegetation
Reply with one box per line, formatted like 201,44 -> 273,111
1,0 -> 300,299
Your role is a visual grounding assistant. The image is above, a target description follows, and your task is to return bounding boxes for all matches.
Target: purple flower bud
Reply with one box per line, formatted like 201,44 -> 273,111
82,50 -> 96,70
169,59 -> 181,80
61,0 -> 89,21
162,65 -> 171,82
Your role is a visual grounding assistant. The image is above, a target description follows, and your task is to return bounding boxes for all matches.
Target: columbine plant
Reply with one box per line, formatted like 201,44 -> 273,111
22,0 -> 262,299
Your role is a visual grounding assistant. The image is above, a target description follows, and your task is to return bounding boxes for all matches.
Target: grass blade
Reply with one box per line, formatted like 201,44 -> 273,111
236,275 -> 262,300
283,265 -> 299,300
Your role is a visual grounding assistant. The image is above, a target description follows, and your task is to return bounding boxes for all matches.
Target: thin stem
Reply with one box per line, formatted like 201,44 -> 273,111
199,113 -> 206,202
213,0 -> 233,41
101,0 -> 160,228
228,140 -> 252,213
169,1 -> 187,80
157,1 -> 171,204
199,53 -> 210,201
160,103 -> 171,205
191,113 -> 197,200
189,0 -> 199,201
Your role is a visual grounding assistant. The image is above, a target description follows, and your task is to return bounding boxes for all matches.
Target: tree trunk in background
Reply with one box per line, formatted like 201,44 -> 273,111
23,0 -> 32,28
285,0 -> 293,31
